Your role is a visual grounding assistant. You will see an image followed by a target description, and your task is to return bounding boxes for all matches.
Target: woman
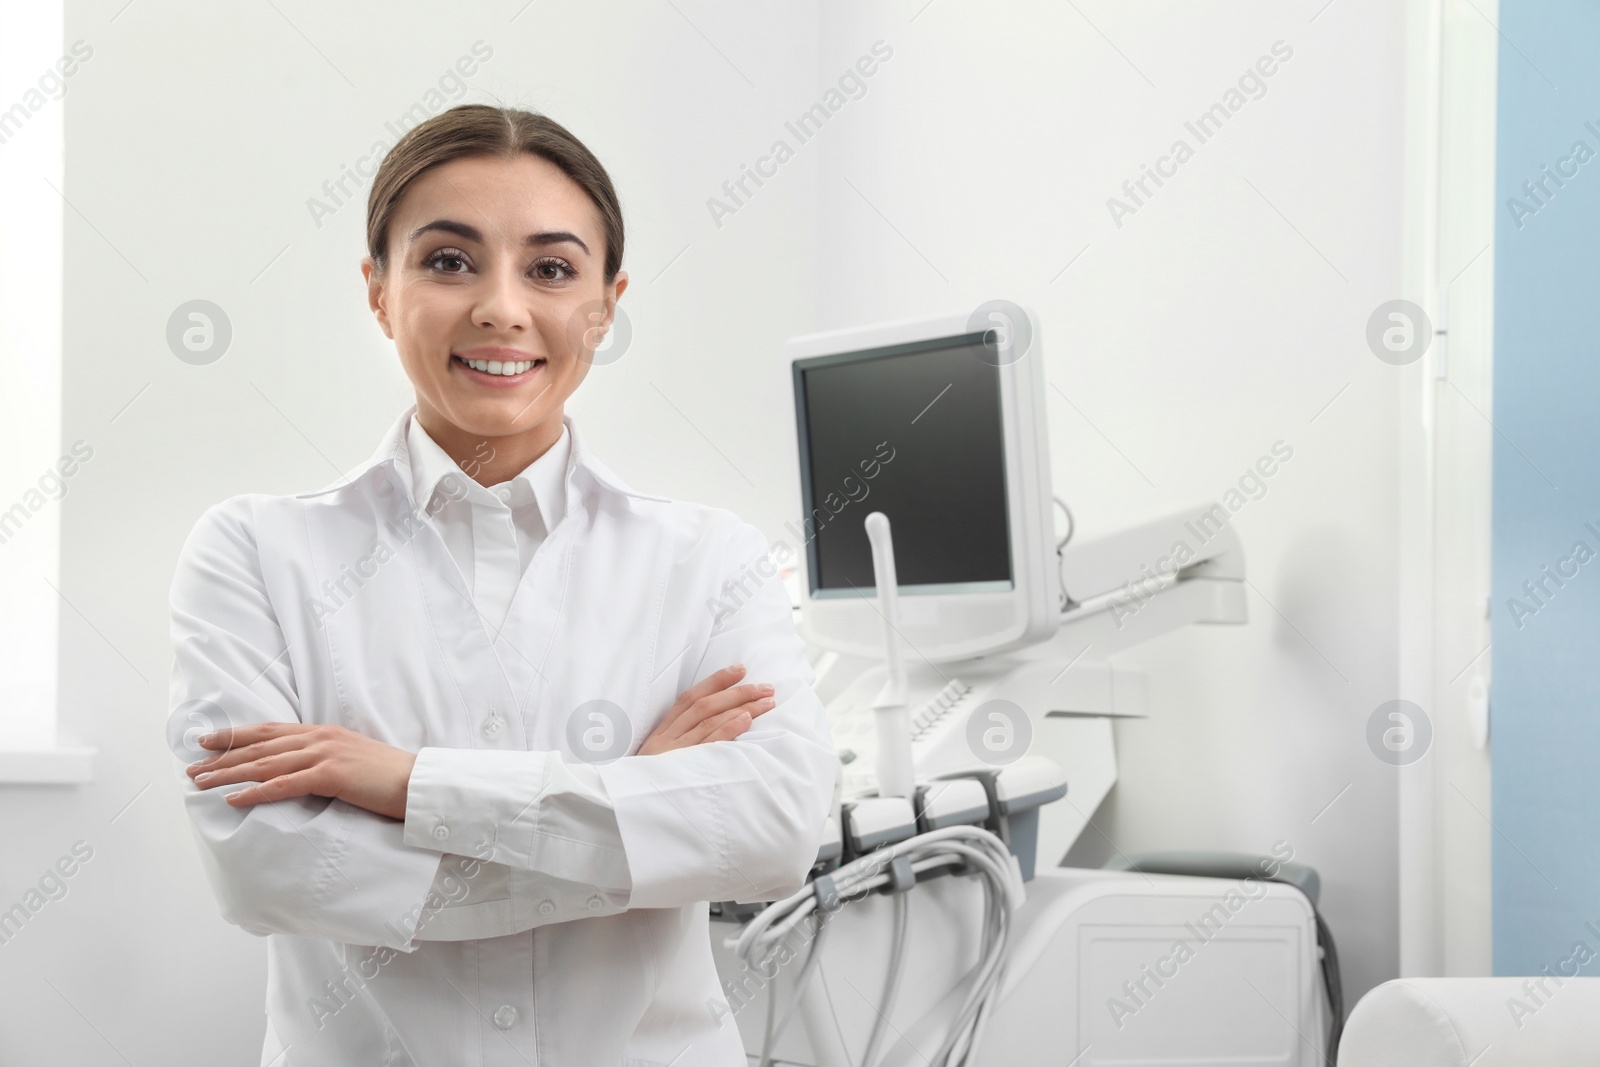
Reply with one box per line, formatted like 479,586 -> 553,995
169,104 -> 836,1066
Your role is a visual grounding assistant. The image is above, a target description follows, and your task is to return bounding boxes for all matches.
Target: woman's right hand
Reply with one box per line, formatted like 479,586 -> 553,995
637,665 -> 776,755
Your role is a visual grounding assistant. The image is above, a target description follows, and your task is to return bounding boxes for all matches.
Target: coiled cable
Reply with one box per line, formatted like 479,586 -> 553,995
735,825 -> 1024,1067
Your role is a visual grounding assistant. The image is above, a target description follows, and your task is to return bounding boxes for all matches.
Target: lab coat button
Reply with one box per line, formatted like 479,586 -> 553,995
482,713 -> 504,740
492,1005 -> 518,1030
586,895 -> 604,911
432,824 -> 449,840
538,899 -> 555,916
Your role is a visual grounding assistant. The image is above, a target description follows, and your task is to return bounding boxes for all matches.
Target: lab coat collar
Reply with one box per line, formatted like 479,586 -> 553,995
404,413 -> 569,535
321,404 -> 670,513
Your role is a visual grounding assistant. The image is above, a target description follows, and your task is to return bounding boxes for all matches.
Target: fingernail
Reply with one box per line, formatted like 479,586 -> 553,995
197,733 -> 214,745
196,772 -> 213,782
758,683 -> 774,694
225,791 -> 243,801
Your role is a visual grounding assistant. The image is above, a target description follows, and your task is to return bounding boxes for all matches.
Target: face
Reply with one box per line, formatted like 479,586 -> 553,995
361,153 -> 626,447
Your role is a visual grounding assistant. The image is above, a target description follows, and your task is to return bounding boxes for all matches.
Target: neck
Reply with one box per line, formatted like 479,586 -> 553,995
415,405 -> 565,488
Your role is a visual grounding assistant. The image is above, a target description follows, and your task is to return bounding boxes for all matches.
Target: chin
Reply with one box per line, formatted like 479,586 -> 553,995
450,391 -> 562,436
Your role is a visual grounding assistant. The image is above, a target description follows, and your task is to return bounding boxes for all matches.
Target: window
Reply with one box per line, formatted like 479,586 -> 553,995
0,0 -> 94,782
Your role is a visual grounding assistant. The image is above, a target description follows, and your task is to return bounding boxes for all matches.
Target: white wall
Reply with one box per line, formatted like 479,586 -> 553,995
813,0 -> 1410,1009
0,1 -> 1424,1061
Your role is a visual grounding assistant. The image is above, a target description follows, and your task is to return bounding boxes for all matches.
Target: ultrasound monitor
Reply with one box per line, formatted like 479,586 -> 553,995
786,304 -> 1059,662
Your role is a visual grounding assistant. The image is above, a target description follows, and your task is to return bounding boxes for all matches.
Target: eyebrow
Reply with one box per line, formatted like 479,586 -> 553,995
406,219 -> 591,256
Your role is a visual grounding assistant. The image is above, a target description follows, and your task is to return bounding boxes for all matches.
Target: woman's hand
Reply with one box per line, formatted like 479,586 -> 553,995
637,664 -> 776,755
186,722 -> 416,820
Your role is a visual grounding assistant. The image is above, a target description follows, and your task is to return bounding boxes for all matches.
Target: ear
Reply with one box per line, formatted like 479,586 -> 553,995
360,255 -> 395,340
580,271 -> 630,351
596,271 -> 628,333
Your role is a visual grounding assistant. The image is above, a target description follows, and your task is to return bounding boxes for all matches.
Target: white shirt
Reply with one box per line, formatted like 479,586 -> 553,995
167,405 -> 836,1066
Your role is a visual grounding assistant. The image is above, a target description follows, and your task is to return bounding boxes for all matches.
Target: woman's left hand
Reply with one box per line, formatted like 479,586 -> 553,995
186,722 -> 416,821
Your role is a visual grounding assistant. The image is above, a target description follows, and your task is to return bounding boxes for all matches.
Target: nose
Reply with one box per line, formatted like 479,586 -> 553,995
470,255 -> 532,334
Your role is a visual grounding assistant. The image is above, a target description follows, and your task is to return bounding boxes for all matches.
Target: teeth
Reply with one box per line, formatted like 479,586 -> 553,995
461,357 -> 537,376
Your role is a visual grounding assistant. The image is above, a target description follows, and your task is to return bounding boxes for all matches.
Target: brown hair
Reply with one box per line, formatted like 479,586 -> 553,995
366,105 -> 624,282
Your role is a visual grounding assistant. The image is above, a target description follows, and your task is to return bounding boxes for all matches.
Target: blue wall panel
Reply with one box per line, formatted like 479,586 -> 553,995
1491,0 -> 1600,975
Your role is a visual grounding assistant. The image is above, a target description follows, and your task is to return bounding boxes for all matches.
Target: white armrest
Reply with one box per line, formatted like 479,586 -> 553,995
1338,977 -> 1600,1066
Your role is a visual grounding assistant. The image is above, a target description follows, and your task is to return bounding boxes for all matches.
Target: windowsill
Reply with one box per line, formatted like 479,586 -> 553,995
0,741 -> 96,784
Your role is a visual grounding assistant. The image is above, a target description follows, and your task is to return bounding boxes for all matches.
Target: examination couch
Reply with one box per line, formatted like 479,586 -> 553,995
1336,977 -> 1600,1066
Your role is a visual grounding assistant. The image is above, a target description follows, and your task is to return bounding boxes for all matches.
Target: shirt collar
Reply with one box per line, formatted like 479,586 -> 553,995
331,403 -> 669,515
405,414 -> 572,532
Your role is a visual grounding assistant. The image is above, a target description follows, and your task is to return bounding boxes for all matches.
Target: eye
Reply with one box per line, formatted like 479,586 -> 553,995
424,247 -> 472,274
531,257 -> 577,283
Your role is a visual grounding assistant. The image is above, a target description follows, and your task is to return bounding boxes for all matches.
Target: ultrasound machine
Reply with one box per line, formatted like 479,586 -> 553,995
707,303 -> 1339,1067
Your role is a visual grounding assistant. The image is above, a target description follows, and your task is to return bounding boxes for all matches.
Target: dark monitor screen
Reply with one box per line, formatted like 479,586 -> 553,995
794,333 -> 1013,597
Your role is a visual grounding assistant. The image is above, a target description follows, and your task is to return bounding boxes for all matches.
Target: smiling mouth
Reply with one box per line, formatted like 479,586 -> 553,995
451,354 -> 545,378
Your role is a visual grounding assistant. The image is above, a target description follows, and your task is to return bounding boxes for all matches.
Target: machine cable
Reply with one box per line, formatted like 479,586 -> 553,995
735,825 -> 1024,1067
1053,495 -> 1076,611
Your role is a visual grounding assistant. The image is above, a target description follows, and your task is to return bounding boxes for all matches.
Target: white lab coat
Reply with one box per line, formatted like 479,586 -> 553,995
167,405 -> 837,1066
